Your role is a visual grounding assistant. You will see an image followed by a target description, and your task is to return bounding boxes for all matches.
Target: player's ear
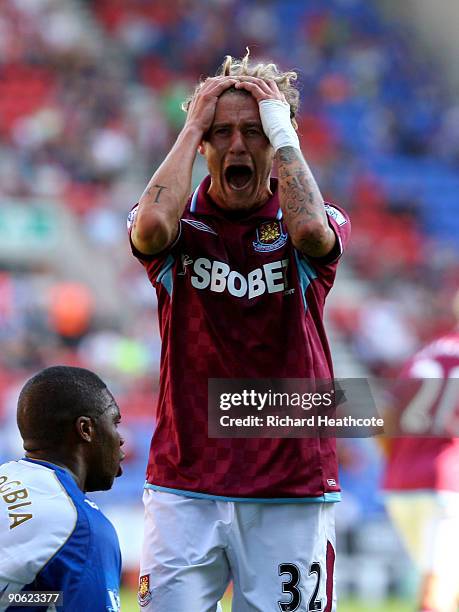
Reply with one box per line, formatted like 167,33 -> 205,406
76,416 -> 95,443
198,142 -> 205,155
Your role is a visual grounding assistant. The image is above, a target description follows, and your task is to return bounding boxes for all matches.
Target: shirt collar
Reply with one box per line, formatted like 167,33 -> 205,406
189,175 -> 283,221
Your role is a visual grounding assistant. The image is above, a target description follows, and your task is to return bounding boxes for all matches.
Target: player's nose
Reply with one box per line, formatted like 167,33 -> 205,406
229,130 -> 246,154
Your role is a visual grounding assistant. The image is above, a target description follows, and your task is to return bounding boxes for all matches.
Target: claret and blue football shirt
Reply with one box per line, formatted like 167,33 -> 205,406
383,332 -> 459,493
0,458 -> 121,612
129,176 -> 351,502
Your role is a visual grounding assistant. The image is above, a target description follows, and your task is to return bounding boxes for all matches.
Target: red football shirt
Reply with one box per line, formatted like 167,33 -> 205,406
129,176 -> 351,501
383,332 -> 459,492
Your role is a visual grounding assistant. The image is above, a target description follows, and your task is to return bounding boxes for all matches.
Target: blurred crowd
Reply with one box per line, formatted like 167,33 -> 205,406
0,0 -> 458,470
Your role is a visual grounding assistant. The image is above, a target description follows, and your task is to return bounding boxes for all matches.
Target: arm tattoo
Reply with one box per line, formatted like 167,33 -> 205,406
277,147 -> 322,223
146,184 -> 168,203
277,146 -> 332,255
277,147 -> 297,164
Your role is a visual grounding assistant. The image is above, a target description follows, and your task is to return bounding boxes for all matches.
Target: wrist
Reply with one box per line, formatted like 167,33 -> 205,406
259,99 -> 300,152
181,122 -> 205,145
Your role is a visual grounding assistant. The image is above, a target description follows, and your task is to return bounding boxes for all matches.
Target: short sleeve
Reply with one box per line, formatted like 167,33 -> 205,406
323,203 -> 351,262
127,204 -> 182,287
300,203 -> 351,291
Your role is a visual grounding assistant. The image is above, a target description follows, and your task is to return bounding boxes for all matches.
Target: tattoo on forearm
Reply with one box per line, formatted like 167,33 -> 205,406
146,184 -> 168,203
277,147 -> 297,164
277,146 -> 333,255
277,147 -> 322,222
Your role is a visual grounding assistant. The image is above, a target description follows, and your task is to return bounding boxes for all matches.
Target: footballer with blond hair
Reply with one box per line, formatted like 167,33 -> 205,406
129,50 -> 350,611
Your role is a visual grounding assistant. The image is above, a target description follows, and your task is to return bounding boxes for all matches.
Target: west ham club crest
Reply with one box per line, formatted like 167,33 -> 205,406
253,221 -> 288,252
138,574 -> 152,607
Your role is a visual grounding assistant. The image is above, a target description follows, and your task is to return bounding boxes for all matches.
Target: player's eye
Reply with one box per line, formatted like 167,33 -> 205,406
246,128 -> 261,136
214,127 -> 230,136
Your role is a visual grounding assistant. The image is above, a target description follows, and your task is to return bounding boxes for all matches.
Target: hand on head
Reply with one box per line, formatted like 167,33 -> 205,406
233,76 -> 286,104
232,77 -> 298,151
185,76 -> 238,135
186,75 -> 297,152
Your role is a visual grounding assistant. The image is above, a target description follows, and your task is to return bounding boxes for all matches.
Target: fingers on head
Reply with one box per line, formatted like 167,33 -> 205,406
202,76 -> 237,93
236,76 -> 275,93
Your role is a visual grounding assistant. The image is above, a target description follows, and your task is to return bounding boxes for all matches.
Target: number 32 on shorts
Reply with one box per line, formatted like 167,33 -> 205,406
278,562 -> 323,612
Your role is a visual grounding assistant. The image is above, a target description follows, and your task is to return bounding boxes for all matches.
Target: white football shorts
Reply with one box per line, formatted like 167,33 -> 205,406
384,490 -> 459,577
139,489 -> 336,612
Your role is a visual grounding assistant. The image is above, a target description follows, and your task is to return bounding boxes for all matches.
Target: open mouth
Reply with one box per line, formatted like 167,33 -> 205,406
225,165 -> 253,190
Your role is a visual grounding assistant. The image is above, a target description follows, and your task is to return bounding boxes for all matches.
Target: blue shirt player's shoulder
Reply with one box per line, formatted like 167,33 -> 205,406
0,459 -> 121,612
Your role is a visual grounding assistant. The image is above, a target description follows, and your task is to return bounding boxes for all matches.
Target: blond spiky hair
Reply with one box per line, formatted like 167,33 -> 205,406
182,49 -> 300,130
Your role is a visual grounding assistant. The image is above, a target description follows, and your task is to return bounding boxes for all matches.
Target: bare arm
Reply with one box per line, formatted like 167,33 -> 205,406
131,76 -> 237,255
131,126 -> 202,255
234,77 -> 335,257
276,147 -> 335,257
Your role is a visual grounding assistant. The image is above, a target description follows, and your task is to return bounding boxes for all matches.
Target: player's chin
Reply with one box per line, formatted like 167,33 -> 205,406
99,464 -> 121,488
86,475 -> 114,492
101,473 -> 118,490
